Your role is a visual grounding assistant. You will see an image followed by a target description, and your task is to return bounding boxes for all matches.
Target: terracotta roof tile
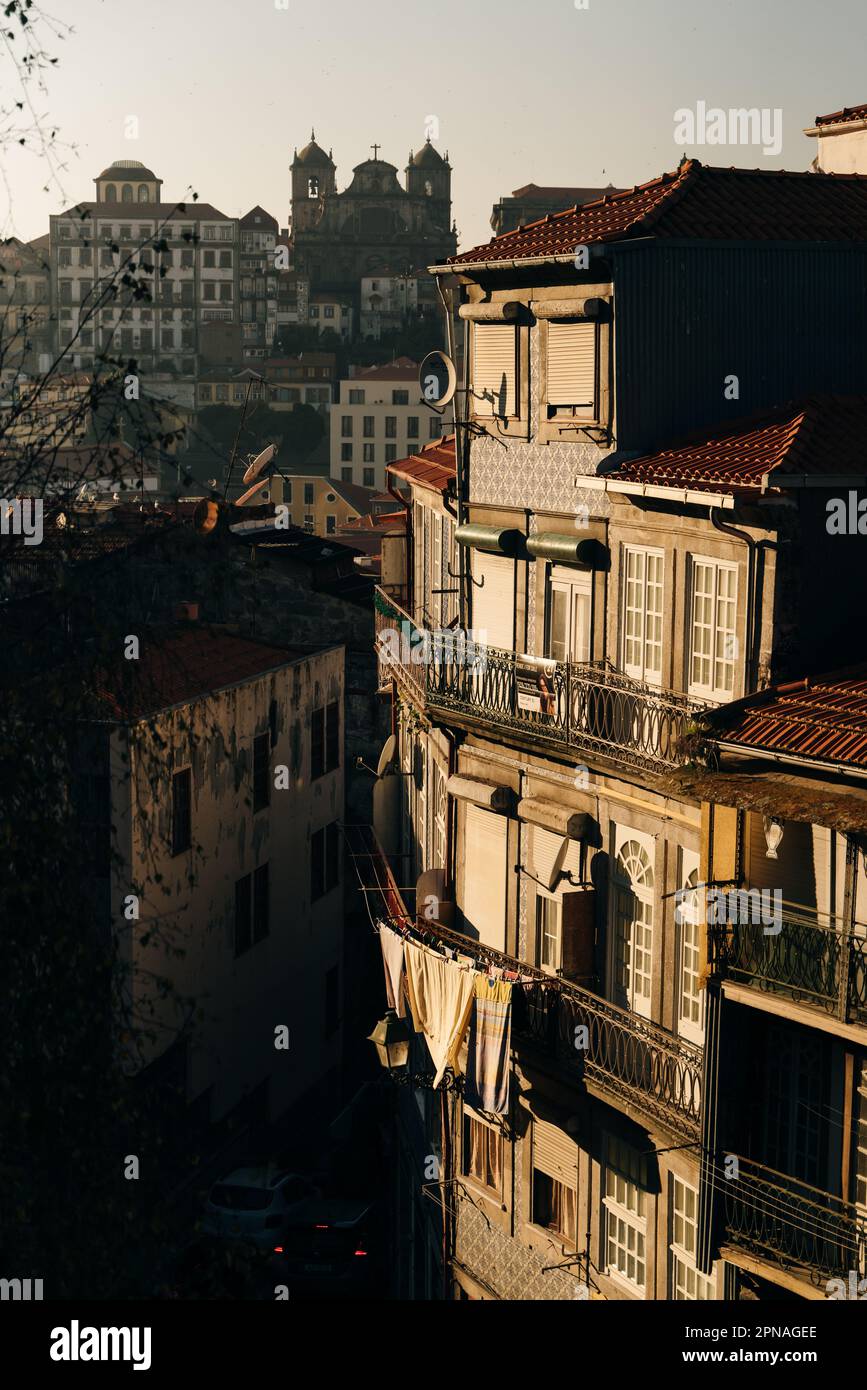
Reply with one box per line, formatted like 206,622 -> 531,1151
446,160 -> 867,266
710,668 -> 867,770
94,625 -> 302,721
814,103 -> 867,127
600,396 -> 867,495
387,435 -> 456,493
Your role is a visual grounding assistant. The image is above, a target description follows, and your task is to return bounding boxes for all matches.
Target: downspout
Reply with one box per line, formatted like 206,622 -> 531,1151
386,471 -> 411,614
710,509 -> 757,693
437,275 -> 469,629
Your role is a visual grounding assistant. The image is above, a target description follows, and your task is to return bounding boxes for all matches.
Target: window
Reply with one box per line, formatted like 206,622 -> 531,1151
385,416 -> 397,438
669,1177 -> 714,1300
621,546 -> 663,685
219,283 -> 232,301
462,1111 -> 502,1192
219,250 -> 232,268
349,388 -> 365,404
676,849 -> 703,1044
385,445 -> 396,463
253,732 -> 269,813
533,1170 -> 575,1245
104,184 -> 117,202
429,416 -> 441,439
363,467 -> 375,488
203,250 -> 215,268
363,415 -> 375,438
324,304 -> 334,318
340,443 -> 352,462
341,416 -> 352,437
545,320 -> 597,418
171,768 -> 191,854
363,445 -> 375,464
537,896 -> 561,972
407,416 -> 419,439
472,322 -> 516,417
603,1135 -> 647,1292
303,482 -> 314,505
392,389 -> 409,405
326,515 -> 336,534
311,822 -> 340,901
303,515 -> 314,531
547,569 -> 592,663
309,305 -> 320,319
284,481 -> 292,503
203,282 -> 216,301
325,965 -> 340,1037
59,247 -> 72,267
181,249 -> 194,268
121,184 -> 133,203
253,863 -> 269,943
311,701 -> 340,779
341,466 -> 353,482
611,833 -> 654,1017
688,558 -> 738,702
234,874 -> 252,956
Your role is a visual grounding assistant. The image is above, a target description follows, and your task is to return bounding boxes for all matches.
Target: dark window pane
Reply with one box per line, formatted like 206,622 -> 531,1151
311,707 -> 325,780
311,828 -> 325,901
325,700 -> 340,772
172,768 -> 191,855
235,874 -> 252,956
253,863 -> 269,942
253,732 -> 269,812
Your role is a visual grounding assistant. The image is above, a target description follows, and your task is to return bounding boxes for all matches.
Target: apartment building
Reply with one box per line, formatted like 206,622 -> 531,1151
0,234 -> 52,375
239,206 -> 279,358
49,159 -> 238,377
308,291 -> 353,340
363,160 -> 867,1300
269,473 -> 392,533
89,619 -> 345,1126
331,358 -> 442,490
196,355 -> 335,417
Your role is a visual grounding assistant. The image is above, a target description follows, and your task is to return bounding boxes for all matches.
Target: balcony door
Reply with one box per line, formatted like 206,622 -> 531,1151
471,552 -> 514,653
620,546 -> 663,687
676,848 -> 704,1045
610,827 -> 655,1019
546,567 -> 592,665
762,1023 -> 825,1187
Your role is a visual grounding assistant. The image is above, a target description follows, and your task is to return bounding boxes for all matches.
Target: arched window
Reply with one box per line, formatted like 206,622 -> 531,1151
138,184 -> 149,202
424,180 -> 433,197
307,176 -> 319,198
121,184 -> 133,202
104,184 -> 117,202
611,838 -> 654,1016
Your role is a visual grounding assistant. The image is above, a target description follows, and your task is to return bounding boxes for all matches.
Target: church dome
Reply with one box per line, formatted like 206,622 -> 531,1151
96,159 -> 159,181
411,139 -> 446,168
295,133 -> 334,166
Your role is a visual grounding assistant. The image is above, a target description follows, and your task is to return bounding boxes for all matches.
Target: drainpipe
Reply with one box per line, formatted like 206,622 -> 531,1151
437,275 -> 469,629
387,472 -> 411,613
710,509 -> 757,693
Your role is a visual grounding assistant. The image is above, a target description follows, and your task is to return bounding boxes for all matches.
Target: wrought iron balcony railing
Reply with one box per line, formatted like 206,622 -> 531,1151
721,1154 -> 867,1284
373,587 -> 707,775
343,822 -> 702,1141
709,906 -> 867,1027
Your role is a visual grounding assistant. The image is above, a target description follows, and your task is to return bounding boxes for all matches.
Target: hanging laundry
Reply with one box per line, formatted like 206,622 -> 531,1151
404,939 -> 475,1086
465,976 -> 513,1114
379,922 -> 407,1017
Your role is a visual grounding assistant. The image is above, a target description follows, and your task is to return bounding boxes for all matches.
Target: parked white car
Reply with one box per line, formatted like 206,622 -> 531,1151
202,1167 -> 319,1248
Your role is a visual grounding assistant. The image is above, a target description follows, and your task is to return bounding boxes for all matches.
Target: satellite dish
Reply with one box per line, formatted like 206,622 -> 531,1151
419,350 -> 456,410
243,443 -> 276,484
546,836 -> 571,893
376,733 -> 398,777
235,476 -> 272,507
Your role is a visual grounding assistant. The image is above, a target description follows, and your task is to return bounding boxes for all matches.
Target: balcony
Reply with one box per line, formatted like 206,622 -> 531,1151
709,905 -> 867,1029
344,822 -> 702,1142
721,1154 -> 867,1285
374,586 -> 707,776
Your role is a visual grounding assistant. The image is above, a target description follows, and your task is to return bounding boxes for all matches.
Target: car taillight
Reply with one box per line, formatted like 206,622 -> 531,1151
273,1246 -> 283,1254
314,1223 -> 329,1230
354,1249 -> 367,1258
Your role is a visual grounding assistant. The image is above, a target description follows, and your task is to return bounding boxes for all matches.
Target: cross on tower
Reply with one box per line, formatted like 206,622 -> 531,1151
371,143 -> 380,160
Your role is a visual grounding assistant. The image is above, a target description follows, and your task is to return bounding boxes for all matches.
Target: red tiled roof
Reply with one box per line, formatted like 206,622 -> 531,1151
509,183 -> 623,201
57,202 -> 232,223
600,396 -> 867,496
814,104 -> 867,127
387,435 -> 456,493
94,625 -> 301,721
354,357 -> 418,381
710,668 -> 867,771
447,160 -> 867,266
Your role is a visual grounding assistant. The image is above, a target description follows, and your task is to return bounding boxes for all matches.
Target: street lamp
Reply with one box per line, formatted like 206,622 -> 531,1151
367,1008 -> 411,1074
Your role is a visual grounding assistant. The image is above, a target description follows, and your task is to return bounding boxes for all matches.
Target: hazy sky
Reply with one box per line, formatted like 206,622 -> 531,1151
3,0 -> 866,250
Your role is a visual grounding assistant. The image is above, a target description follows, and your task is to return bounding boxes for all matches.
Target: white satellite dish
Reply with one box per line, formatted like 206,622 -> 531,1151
242,443 -> 276,485
546,836 -> 571,892
419,351 -> 456,410
376,733 -> 398,777
235,476 -> 272,507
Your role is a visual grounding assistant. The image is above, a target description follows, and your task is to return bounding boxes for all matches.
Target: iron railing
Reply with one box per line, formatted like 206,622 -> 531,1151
709,906 -> 867,1026
721,1154 -> 867,1284
374,589 -> 427,708
344,823 -> 702,1141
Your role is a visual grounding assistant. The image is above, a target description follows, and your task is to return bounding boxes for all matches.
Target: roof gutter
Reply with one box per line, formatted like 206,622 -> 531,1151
715,739 -> 867,783
581,475 -> 736,509
804,120 -> 867,136
760,472 -> 867,490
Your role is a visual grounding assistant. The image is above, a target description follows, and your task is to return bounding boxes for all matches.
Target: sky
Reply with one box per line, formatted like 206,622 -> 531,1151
2,0 -> 867,251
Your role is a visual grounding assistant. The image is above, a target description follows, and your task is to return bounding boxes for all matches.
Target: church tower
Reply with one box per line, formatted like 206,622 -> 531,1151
290,132 -> 336,233
405,139 -> 451,207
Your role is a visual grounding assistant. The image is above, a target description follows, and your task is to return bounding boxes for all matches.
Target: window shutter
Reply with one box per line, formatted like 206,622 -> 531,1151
472,553 -> 514,651
462,803 -> 507,950
533,1119 -> 578,1187
547,321 -> 596,409
472,323 -> 516,416
530,825 -> 581,888
561,889 -> 596,980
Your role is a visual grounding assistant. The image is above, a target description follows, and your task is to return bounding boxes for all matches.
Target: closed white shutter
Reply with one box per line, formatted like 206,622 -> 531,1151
547,321 -> 596,408
462,803 -> 507,950
472,323 -> 516,416
530,825 -> 581,894
472,553 -> 514,651
533,1118 -> 578,1186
